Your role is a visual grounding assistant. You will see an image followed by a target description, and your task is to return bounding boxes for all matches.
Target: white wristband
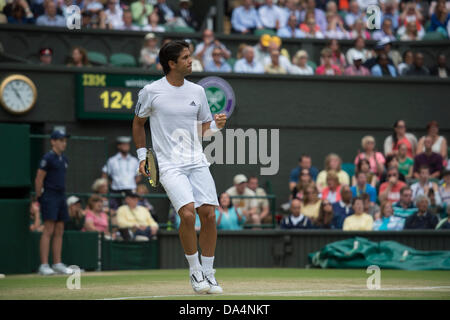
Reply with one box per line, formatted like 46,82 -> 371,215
137,148 -> 147,162
210,120 -> 221,133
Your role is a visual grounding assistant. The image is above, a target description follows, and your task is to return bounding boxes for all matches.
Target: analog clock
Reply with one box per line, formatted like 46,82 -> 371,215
0,75 -> 37,115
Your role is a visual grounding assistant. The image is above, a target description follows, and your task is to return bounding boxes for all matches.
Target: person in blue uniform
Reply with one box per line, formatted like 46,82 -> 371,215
35,130 -> 74,276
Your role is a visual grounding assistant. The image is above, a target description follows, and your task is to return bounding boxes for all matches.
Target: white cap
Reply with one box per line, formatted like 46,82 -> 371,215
233,174 -> 248,185
352,51 -> 364,61
116,136 -> 131,144
67,196 -> 81,206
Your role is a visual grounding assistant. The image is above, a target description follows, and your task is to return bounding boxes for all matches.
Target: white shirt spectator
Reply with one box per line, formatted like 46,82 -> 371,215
231,5 -> 262,32
263,54 -> 293,73
105,6 -> 124,29
102,153 -> 139,191
234,58 -> 265,74
290,64 -> 314,75
194,42 -> 231,69
142,24 -> 166,32
258,3 -> 285,29
36,14 -> 66,27
411,181 -> 442,206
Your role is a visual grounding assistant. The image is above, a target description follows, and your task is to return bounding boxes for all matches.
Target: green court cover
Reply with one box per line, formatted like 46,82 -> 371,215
309,237 -> 450,270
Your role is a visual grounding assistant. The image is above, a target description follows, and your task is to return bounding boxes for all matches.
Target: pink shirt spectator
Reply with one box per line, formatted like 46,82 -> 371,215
344,65 -> 371,76
354,152 -> 386,174
316,64 -> 342,75
83,209 -> 109,233
379,181 -> 407,203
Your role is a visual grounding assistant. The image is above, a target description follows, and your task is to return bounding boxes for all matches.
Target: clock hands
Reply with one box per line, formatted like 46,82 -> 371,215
11,87 -> 26,109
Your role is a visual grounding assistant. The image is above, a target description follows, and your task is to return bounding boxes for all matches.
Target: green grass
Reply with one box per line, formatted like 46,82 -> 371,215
1,268 -> 450,300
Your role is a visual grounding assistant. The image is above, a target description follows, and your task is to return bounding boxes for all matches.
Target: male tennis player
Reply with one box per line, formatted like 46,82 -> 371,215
132,40 -> 227,294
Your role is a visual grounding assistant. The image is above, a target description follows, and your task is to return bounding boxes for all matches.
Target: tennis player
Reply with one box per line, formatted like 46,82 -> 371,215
132,40 -> 227,294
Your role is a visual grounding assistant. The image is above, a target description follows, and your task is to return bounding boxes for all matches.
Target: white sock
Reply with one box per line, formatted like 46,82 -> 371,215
201,255 -> 214,272
185,252 -> 202,271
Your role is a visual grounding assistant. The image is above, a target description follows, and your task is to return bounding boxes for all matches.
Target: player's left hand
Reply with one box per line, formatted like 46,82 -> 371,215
214,113 -> 227,129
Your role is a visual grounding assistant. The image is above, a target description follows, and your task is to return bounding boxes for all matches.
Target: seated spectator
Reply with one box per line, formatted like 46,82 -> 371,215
429,0 -> 450,32
290,50 -> 314,75
411,165 -> 442,205
117,9 -> 140,31
327,39 -> 347,72
384,38 -> 402,68
215,193 -> 246,230
379,154 -> 407,184
321,171 -> 342,204
343,196 -> 374,231
372,18 -> 397,41
195,29 -> 231,68
430,53 -> 450,78
83,195 -> 111,238
439,170 -> 450,206
154,0 -> 175,26
131,0 -> 153,28
289,154 -> 319,191
392,186 -> 418,220
379,166 -> 407,204
291,168 -> 313,201
362,192 -> 380,218
36,0 -> 65,26
301,183 -> 322,222
405,52 -> 430,76
247,176 -> 271,224
331,185 -> 354,229
280,0 -> 301,28
404,195 -> 439,229
345,0 -> 365,29
262,38 -> 293,73
225,174 -> 259,225
300,15 -> 325,38
316,48 -> 342,75
354,135 -> 385,177
234,46 -> 265,74
300,0 -> 327,31
65,196 -> 85,231
117,191 -> 159,241
381,1 -> 400,30
352,158 -> 378,187
346,37 -> 373,66
253,34 -> 272,66
313,199 -> 335,229
204,47 -> 232,73
30,197 -> 44,232
397,143 -> 414,179
324,12 -> 349,39
398,21 -> 424,40
373,201 -> 404,231
371,53 -> 397,77
384,119 -> 418,158
397,2 -> 425,39
258,0 -> 284,31
397,50 -> 414,76
277,13 -> 305,38
136,184 -> 156,221
351,171 -> 377,204
349,19 -> 371,40
66,46 -> 91,67
363,40 -> 394,70
104,0 -> 124,30
264,47 -> 287,74
187,41 -> 203,72
139,33 -> 159,69
281,198 -> 313,229
316,153 -> 350,192
142,11 -> 166,32
91,177 -> 111,217
413,137 -> 444,179
7,0 -> 35,24
39,48 -> 53,65
436,205 -> 450,229
231,0 -> 263,34
175,0 -> 199,31
416,121 -> 448,163
85,0 -> 104,15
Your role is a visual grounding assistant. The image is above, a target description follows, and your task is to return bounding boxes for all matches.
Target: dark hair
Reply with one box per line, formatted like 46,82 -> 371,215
426,120 -> 439,132
356,158 -> 371,172
402,49 -> 413,60
360,193 -> 370,201
385,154 -> 396,166
443,170 -> 450,177
158,40 -> 189,75
299,154 -> 311,162
218,193 -> 233,209
400,186 -> 411,195
392,120 -> 404,145
352,196 -> 364,206
419,164 -> 430,172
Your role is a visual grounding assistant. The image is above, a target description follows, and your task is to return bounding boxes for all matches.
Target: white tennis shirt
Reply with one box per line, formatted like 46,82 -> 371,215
135,77 -> 213,172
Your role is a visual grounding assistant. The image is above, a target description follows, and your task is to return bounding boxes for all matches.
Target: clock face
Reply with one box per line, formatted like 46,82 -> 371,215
1,75 -> 37,114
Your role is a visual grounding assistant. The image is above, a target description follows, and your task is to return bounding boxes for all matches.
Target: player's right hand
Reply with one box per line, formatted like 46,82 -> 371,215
139,160 -> 149,177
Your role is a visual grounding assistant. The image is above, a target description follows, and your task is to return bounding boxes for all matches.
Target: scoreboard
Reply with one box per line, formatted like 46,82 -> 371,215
76,73 -> 161,120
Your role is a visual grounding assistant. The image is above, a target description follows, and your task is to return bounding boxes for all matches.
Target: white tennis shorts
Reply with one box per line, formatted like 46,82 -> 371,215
160,165 -> 219,213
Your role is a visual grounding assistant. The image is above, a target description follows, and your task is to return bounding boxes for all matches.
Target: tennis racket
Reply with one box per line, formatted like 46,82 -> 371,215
145,148 -> 159,188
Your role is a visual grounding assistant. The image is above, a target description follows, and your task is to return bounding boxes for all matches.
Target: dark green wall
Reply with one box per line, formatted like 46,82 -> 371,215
1,65 -> 449,218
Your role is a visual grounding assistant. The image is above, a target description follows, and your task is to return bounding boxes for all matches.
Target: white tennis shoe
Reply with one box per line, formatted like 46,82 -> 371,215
204,269 -> 223,294
190,268 -> 210,294
38,264 -> 56,276
52,263 -> 74,275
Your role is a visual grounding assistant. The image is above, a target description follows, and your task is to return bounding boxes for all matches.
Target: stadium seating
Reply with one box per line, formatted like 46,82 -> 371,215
88,51 -> 108,67
109,53 -> 137,68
